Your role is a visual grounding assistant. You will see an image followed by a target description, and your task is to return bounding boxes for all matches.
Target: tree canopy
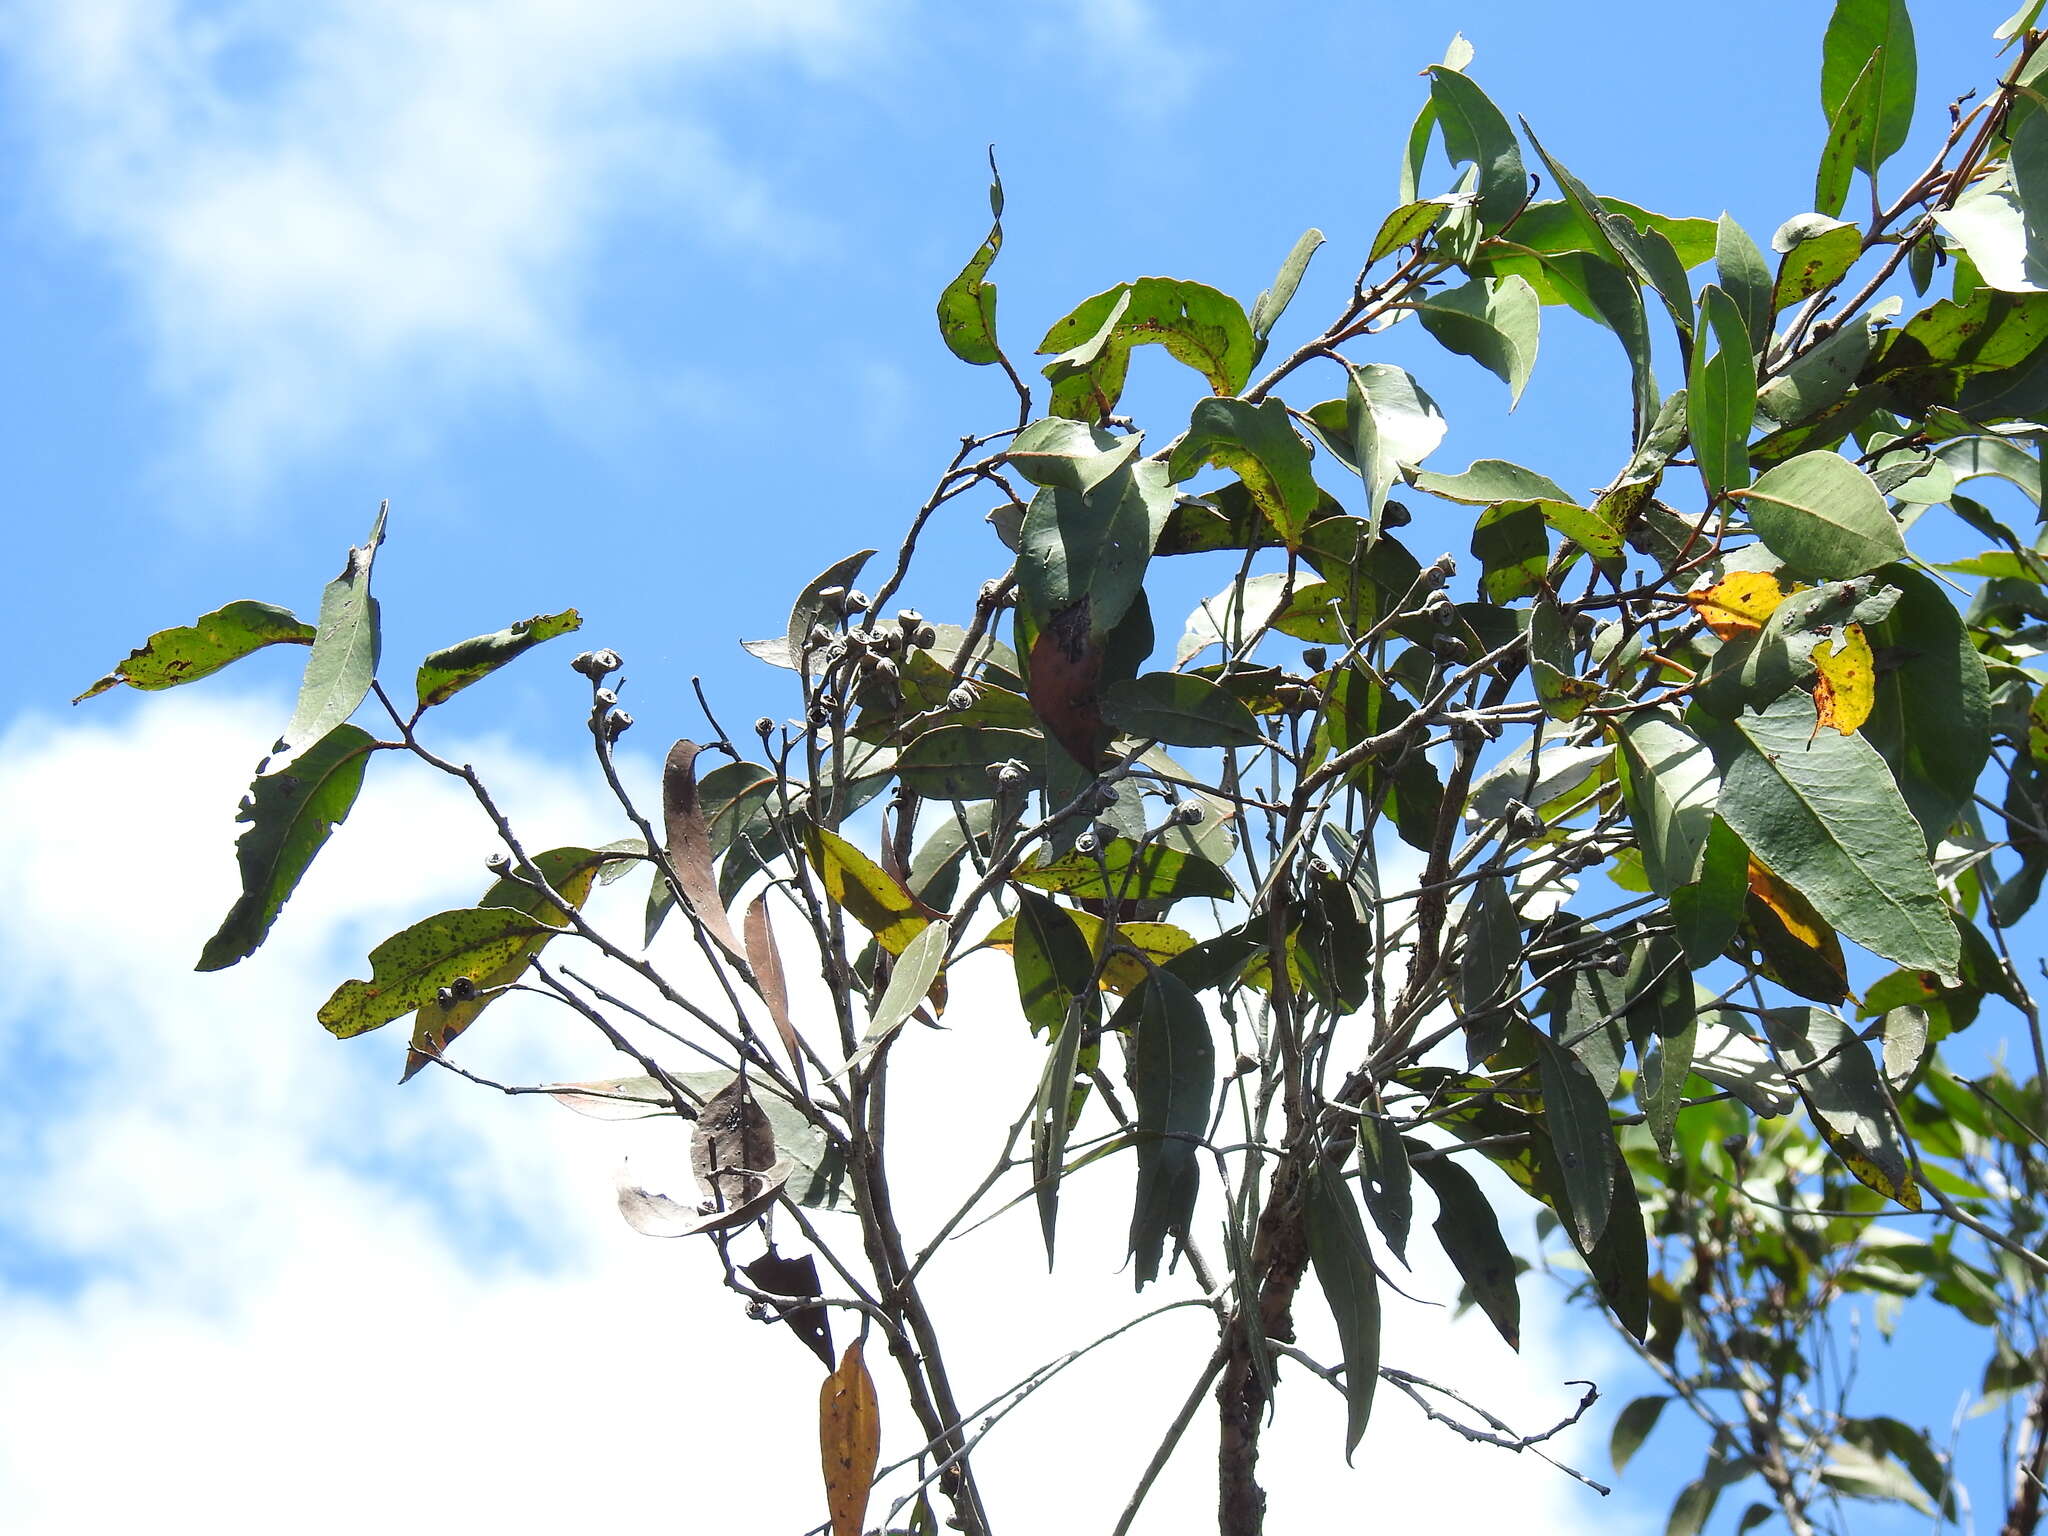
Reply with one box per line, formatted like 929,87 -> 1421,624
78,3 -> 2048,1532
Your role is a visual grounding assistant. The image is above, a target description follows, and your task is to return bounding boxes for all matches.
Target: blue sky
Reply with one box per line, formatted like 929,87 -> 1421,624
0,2 -> 2035,1532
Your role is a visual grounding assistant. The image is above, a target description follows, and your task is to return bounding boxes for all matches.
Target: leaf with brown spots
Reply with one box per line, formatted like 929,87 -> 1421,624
820,1339 -> 881,1536
319,906 -> 556,1040
692,1077 -> 779,1208
1810,622 -> 1875,734
1687,570 -> 1788,640
805,827 -> 932,955
1027,601 -> 1109,767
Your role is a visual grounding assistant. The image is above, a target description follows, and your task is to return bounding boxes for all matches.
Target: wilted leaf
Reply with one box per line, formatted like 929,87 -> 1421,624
742,1250 -> 834,1370
663,740 -> 748,963
692,1076 -> 780,1208
821,1340 -> 881,1536
744,894 -> 805,1089
937,153 -> 1004,365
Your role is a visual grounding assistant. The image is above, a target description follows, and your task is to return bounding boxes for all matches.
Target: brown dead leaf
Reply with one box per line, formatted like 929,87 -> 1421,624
663,740 -> 748,963
692,1077 -> 778,1208
820,1339 -> 881,1536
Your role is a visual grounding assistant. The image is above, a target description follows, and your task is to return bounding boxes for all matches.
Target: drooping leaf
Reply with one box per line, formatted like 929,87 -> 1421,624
1714,689 -> 1959,975
663,740 -> 748,963
617,1156 -> 793,1236
75,600 -> 316,703
1129,968 -> 1215,1288
1618,712 -> 1721,895
1102,671 -> 1263,748
1036,278 -> 1256,420
936,152 -> 1004,365
1736,451 -> 1905,577
820,1340 -> 881,1536
741,1250 -> 834,1370
1863,564 -> 1993,846
1764,1005 -> 1921,1208
1357,1115 -> 1414,1265
197,724 -> 378,972
278,502 -> 387,761
692,1075 -> 780,1207
1417,274 -> 1541,407
415,609 -> 581,708
1167,397 -> 1320,550
1410,1146 -> 1521,1350
1304,1161 -> 1382,1460
1536,1025 -> 1618,1251
1456,875 -> 1520,1021
1639,1004 -> 1698,1161
743,894 -> 805,1090
1748,857 -> 1851,1003
1345,362 -> 1448,536
1611,1395 -> 1672,1475
1032,983 -> 1097,1263
318,905 -> 556,1039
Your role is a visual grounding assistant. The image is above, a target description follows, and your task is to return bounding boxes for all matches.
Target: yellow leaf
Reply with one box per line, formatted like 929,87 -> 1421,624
806,827 -> 932,955
1687,570 -> 1787,640
1746,858 -> 1848,1003
1827,1134 -> 1923,1211
982,913 -> 1196,995
820,1339 -> 881,1536
1809,622 -> 1874,734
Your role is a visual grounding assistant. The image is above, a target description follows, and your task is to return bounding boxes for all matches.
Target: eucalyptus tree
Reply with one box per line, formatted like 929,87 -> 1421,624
78,2 -> 2048,1532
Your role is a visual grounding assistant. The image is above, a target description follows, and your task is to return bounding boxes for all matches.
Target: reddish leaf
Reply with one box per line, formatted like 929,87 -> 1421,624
742,1250 -> 835,1370
744,893 -> 806,1090
662,740 -> 747,963
1027,601 -> 1108,767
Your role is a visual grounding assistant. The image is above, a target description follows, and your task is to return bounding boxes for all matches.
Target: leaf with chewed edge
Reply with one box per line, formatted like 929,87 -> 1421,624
75,600 -> 315,703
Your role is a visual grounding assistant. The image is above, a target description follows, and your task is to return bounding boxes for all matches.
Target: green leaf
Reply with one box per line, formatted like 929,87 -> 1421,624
1036,278 -> 1256,421
1757,307 -> 1881,424
1411,1147 -> 1521,1350
748,549 -> 875,672
1689,286 -> 1758,501
1537,1026 -> 1617,1250
1617,711 -> 1721,894
1017,461 -> 1171,639
1345,362 -> 1448,537
1003,417 -> 1142,494
1304,1161 -> 1382,1459
1011,889 -> 1096,1038
937,153 -> 1004,366
1715,214 -> 1775,350
1471,499 -> 1550,603
1357,1116 -> 1414,1265
1764,1006 -> 1921,1208
279,503 -> 387,760
1542,1131 -> 1651,1338
1998,1 -> 2047,40
1032,985 -> 1095,1263
1129,968 -> 1215,1288
1737,451 -> 1904,577
406,846 -> 612,1080
1426,66 -> 1526,230
1611,1395 -> 1672,1474
1248,227 -> 1325,363
1773,215 -> 1862,309
1013,839 -> 1234,902
1102,671 -> 1263,748
1815,48 -> 1885,219
1167,397 -> 1320,549
845,919 -> 951,1071
896,726 -> 1045,800
1418,274 -> 1540,407
414,609 -> 581,708
1369,200 -> 1449,263
1413,458 -> 1572,504
1821,0 -> 1916,173
74,600 -> 315,703
197,724 -> 376,972
1456,875 -> 1520,1019
1715,689 -> 1960,976
319,905 -> 556,1039
1863,564 -> 1992,845
1639,1002 -> 1698,1161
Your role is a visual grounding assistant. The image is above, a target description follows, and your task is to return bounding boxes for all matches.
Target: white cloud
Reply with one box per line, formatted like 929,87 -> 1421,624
0,0 -> 881,497
0,693 -> 1640,1532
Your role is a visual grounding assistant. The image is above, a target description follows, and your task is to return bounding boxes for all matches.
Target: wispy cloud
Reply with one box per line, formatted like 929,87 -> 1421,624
0,692 -> 1640,1532
0,0 -> 880,498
